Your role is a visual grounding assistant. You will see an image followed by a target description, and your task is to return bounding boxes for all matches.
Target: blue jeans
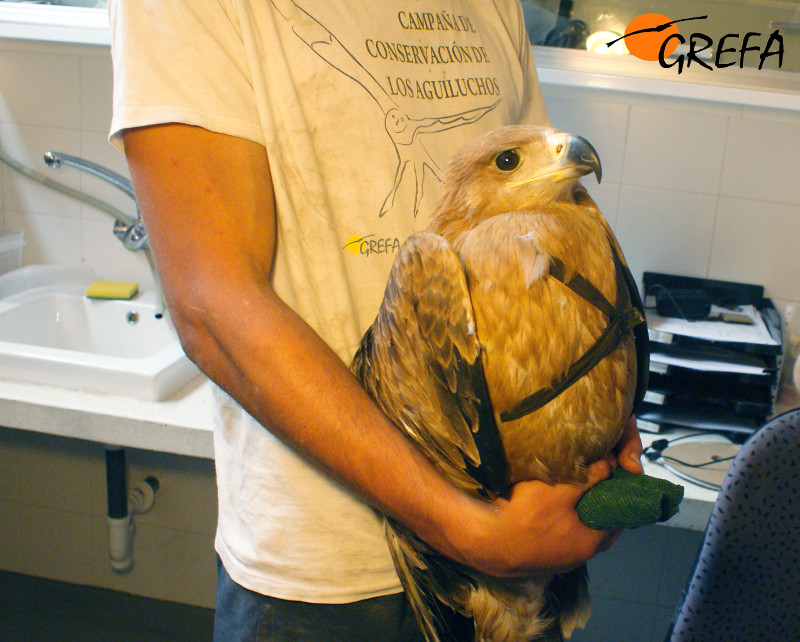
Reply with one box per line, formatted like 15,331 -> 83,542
214,557 -> 425,641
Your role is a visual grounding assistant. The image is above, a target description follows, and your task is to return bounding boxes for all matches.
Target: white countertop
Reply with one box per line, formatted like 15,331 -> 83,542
0,373 -> 215,459
0,370 -> 720,529
639,431 -> 720,531
0,3 -> 109,46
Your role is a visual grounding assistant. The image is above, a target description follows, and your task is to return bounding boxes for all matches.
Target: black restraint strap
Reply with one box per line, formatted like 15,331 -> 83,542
499,239 -> 645,423
547,256 -> 616,320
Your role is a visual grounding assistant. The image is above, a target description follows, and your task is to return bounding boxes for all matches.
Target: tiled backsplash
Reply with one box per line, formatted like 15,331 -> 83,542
0,40 -> 149,288
542,86 -> 800,307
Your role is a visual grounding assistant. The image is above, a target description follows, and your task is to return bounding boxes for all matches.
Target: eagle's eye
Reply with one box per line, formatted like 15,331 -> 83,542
495,149 -> 520,172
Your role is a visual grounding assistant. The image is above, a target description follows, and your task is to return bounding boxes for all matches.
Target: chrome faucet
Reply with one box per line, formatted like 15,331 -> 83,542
44,151 -> 136,202
44,151 -> 164,318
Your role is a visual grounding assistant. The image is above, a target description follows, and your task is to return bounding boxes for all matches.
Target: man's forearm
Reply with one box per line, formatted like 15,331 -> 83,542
172,275 -> 487,567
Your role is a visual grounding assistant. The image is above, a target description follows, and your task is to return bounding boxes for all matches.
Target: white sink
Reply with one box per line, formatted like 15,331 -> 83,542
0,265 -> 199,400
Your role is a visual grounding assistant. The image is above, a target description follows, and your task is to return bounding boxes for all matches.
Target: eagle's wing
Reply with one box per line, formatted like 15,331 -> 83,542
352,230 -> 507,498
352,231 -> 508,642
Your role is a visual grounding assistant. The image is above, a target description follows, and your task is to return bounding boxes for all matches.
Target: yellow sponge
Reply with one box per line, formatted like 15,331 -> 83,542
85,280 -> 139,300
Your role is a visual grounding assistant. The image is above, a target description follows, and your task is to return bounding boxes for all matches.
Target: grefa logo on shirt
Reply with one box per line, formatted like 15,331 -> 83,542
344,234 -> 402,257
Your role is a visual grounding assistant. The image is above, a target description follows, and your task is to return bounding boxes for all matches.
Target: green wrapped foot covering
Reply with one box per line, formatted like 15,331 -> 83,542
576,469 -> 684,530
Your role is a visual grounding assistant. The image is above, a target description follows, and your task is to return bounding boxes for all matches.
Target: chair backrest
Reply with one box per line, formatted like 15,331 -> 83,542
669,409 -> 800,641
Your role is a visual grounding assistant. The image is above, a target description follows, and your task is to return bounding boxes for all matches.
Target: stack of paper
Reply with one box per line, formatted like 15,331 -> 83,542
637,277 -> 783,436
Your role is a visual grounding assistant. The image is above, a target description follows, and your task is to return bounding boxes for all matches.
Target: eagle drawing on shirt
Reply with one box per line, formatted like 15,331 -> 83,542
271,0 -> 501,218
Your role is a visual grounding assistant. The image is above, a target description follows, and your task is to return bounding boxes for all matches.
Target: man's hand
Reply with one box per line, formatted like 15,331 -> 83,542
616,415 -> 644,474
444,417 -> 643,578
438,457 -> 620,578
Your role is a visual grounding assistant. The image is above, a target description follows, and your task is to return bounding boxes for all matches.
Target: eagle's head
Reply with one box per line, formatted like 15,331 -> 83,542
433,125 -> 601,235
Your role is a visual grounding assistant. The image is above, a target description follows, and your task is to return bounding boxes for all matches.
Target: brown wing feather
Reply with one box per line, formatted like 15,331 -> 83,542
352,230 -> 499,496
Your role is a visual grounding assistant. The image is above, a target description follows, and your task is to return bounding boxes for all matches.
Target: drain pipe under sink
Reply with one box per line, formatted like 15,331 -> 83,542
104,446 -> 159,573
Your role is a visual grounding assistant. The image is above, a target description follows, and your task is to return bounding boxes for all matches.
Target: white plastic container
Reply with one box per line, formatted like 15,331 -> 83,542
0,230 -> 24,276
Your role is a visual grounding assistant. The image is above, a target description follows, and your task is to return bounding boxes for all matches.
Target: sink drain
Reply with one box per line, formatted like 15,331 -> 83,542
126,310 -> 141,325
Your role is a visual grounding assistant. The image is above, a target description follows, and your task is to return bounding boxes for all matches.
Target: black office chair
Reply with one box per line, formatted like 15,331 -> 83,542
668,408 -> 800,641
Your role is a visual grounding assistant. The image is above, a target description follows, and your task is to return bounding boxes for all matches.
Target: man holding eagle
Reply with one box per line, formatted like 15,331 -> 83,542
109,0 -> 647,639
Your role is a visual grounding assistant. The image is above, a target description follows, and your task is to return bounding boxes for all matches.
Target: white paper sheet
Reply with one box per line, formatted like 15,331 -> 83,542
646,305 -> 779,346
649,350 -> 769,376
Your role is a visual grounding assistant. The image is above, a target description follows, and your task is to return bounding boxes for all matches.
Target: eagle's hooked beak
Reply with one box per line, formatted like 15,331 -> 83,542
562,134 -> 602,184
506,132 -> 603,188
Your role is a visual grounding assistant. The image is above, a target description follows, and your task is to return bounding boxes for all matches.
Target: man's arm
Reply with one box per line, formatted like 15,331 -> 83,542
122,123 -> 637,577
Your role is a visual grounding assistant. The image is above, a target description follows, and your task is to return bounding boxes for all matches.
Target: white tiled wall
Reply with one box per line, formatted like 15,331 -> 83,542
3,41 -> 798,304
0,39 -> 149,288
0,40 -> 216,610
542,85 -> 800,312
1,34 -> 798,622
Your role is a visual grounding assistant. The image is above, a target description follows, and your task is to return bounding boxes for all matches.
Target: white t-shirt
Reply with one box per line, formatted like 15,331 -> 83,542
109,0 -> 549,603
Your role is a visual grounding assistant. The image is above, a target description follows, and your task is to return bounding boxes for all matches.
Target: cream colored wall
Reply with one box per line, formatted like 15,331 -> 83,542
540,81 -> 800,314
1,34 -> 799,613
0,427 -> 218,608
